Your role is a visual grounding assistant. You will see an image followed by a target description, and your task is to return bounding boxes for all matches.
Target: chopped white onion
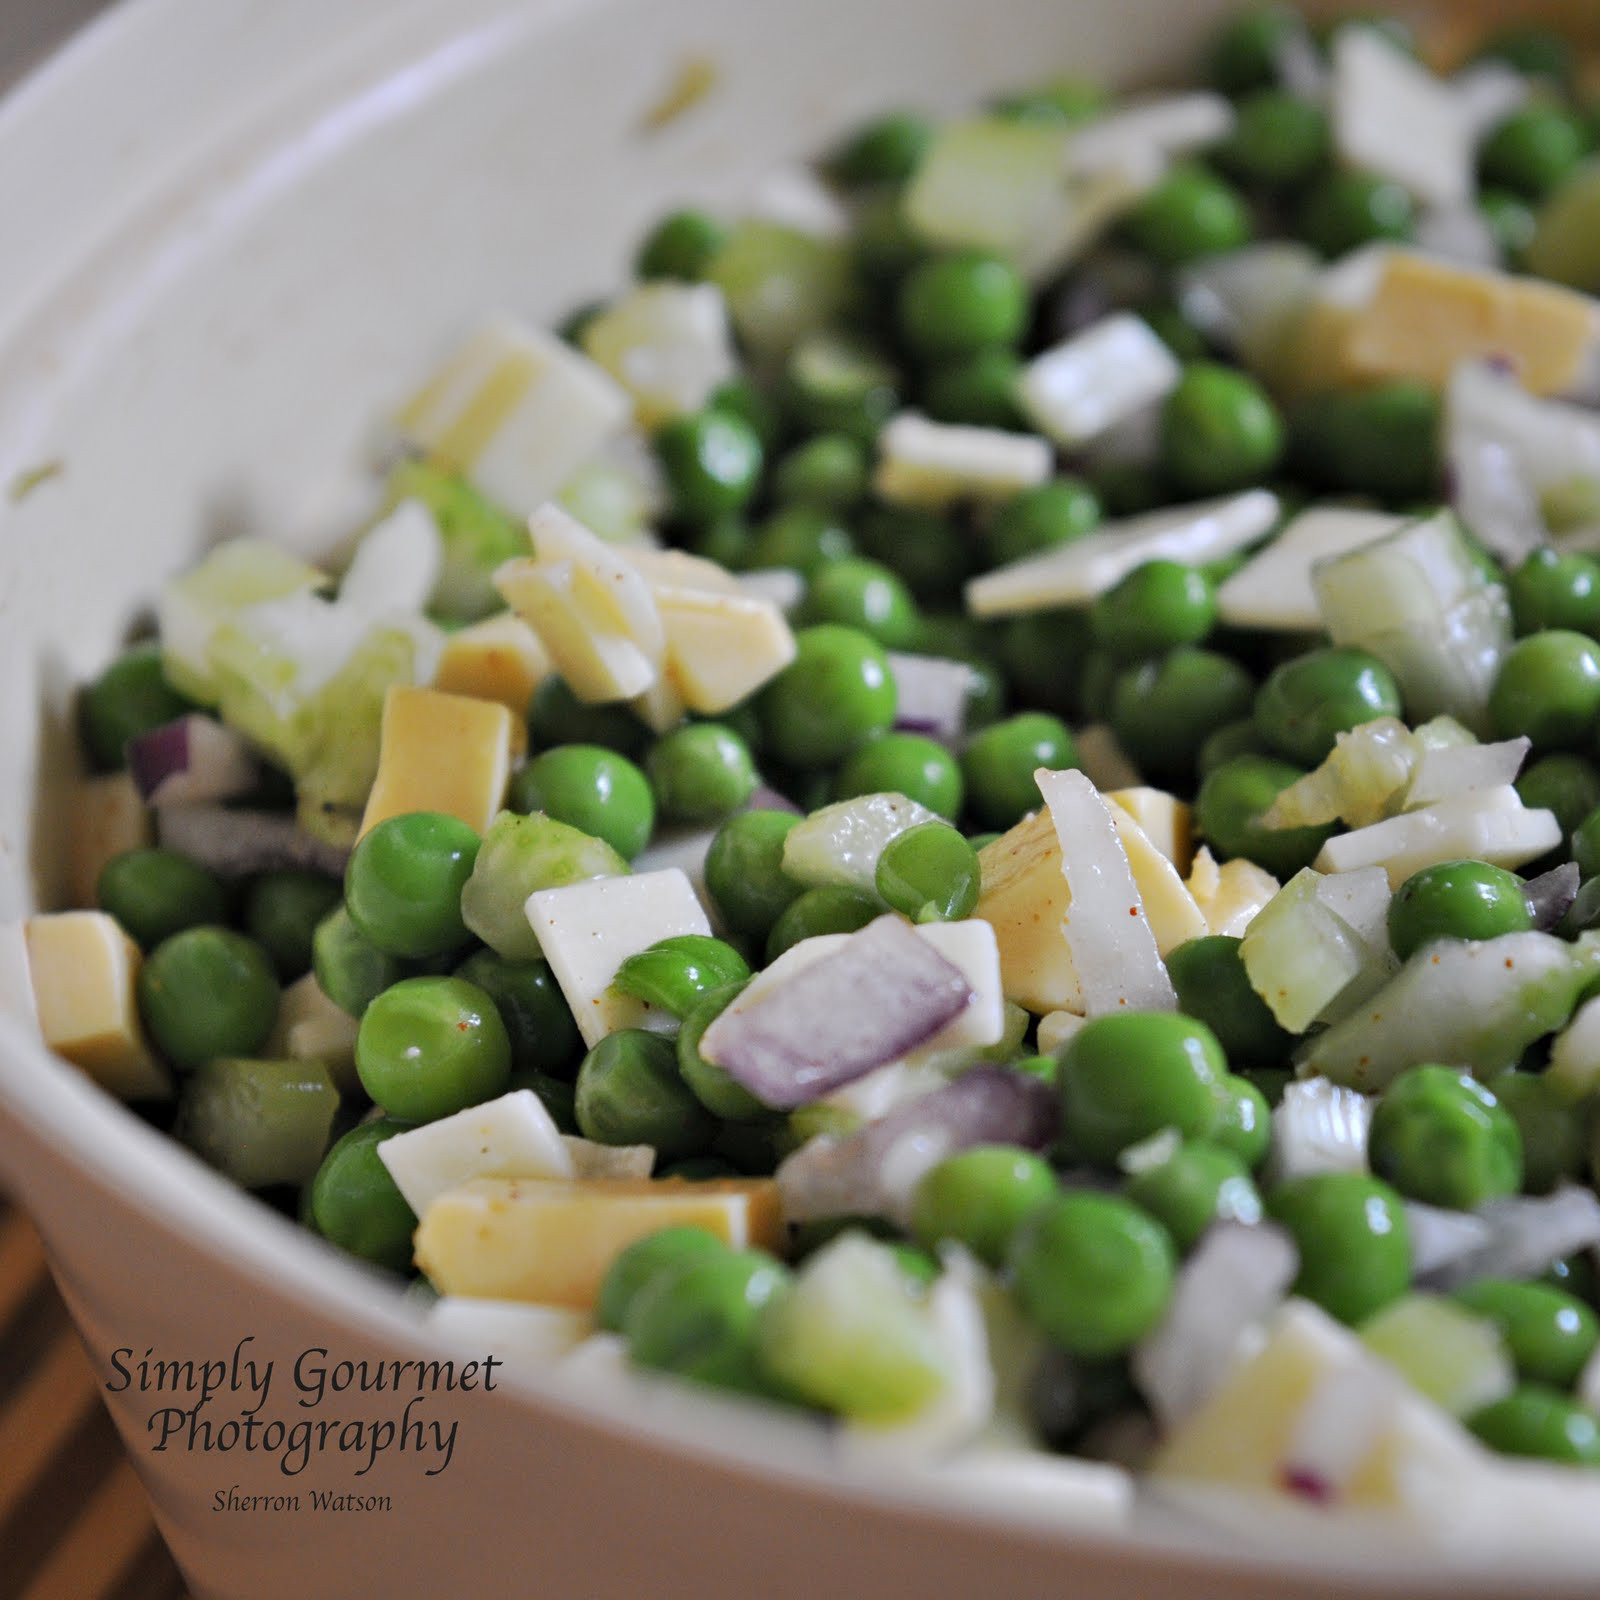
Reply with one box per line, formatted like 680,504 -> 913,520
339,499 -> 444,617
1415,205 -> 1503,270
1068,93 -> 1235,179
1406,1202 -> 1495,1281
874,412 -> 1053,510
1451,61 -> 1532,143
1015,313 -> 1181,448
1404,736 -> 1530,809
887,652 -> 976,745
1176,244 -> 1322,373
1269,1078 -> 1373,1180
126,715 -> 259,808
1427,1187 -> 1600,1291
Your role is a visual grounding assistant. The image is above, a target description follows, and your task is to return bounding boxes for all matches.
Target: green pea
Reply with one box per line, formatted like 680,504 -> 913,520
1508,548 -> 1600,638
1141,303 -> 1211,363
1090,462 -> 1169,517
749,505 -> 856,575
714,1118 -> 794,1176
707,377 -> 782,452
1253,646 -> 1403,765
1126,1141 -> 1263,1252
635,210 -> 728,281
1111,649 -> 1258,786
911,1146 -> 1057,1267
1387,860 -> 1533,962
898,250 -> 1029,361
1288,383 -> 1441,502
97,848 -> 229,951
614,936 -> 751,1020
961,712 -> 1076,830
1267,1173 -> 1411,1325
1468,1385 -> 1600,1466
1008,1192 -> 1177,1358
1206,6 -> 1300,94
509,1069 -> 578,1133
596,1225 -> 730,1334
1212,1073 -> 1273,1170
1090,560 -> 1218,660
764,884 -> 880,961
836,734 -> 964,821
828,111 -> 933,186
138,928 -> 279,1072
676,983 -> 772,1122
1488,1068 -> 1585,1196
987,480 -> 1102,569
655,408 -> 764,523
801,558 -> 921,649
759,625 -> 897,770
1215,89 -> 1329,190
79,644 -> 193,771
1367,1064 -> 1524,1210
1168,935 -> 1294,1071
704,809 -> 803,943
646,723 -> 758,824
1122,164 -> 1253,267
1480,108 -> 1588,201
1474,24 -> 1574,84
660,1155 -> 743,1180
1455,1280 -> 1600,1390
454,950 -> 582,1078
574,1028 -> 714,1159
921,349 -> 1026,430
355,976 -> 511,1123
343,812 -> 479,961
852,191 -> 927,289
875,821 -> 981,923
996,610 -> 1091,716
1161,363 -> 1285,496
528,677 -> 649,759
991,77 -> 1107,125
855,506 -> 971,605
1480,188 -> 1537,264
1298,171 -> 1415,257
772,433 -> 869,511
241,870 -> 342,981
312,907 -> 404,1019
625,1247 -> 791,1399
1574,806 -> 1600,881
780,334 -> 900,444
308,1120 -> 418,1274
1491,631 -> 1600,752
508,745 -> 655,860
1197,717 -> 1271,776
1516,754 -> 1600,843
1058,1012 -> 1229,1166
1195,753 -> 1333,880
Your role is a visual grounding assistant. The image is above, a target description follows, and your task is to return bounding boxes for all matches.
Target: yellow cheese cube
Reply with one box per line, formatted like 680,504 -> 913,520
1106,807 -> 1208,956
431,614 -> 549,740
1187,847 -> 1280,938
622,548 -> 744,596
264,974 -> 361,1092
414,1175 -> 785,1308
496,558 -> 657,703
975,809 -> 1082,1015
1106,787 -> 1193,873
65,773 -> 152,911
654,585 -> 797,714
359,685 -> 514,838
24,912 -> 171,1100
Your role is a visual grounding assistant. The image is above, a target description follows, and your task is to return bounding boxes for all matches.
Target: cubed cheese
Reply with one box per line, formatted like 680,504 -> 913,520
975,808 -> 1082,1015
580,282 -> 737,429
1106,788 -> 1193,873
427,1297 -> 593,1367
431,613 -> 550,729
526,869 -> 712,1046
1036,1010 -> 1088,1055
527,502 -> 666,658
358,685 -> 515,837
1106,806 -> 1209,956
395,316 -> 631,517
563,1137 -> 656,1180
1186,847 -> 1280,937
264,974 -> 360,1091
499,557 -> 658,702
66,773 -> 152,910
377,1090 -> 574,1216
873,413 -> 1052,510
652,585 -> 796,713
1016,313 -> 1181,448
24,912 -> 171,1100
1217,508 -> 1403,631
414,1175 -> 783,1307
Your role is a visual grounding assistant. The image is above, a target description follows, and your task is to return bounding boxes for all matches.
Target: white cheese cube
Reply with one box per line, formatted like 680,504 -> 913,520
377,1090 -> 574,1216
563,1137 -> 656,1180
526,870 -> 713,1046
581,283 -> 737,430
873,413 -> 1052,510
427,1297 -> 593,1367
1017,313 -> 1182,448
396,316 -> 631,518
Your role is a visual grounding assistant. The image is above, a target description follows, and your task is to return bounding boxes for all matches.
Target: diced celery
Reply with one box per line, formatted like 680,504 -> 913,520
757,1232 -> 954,1422
174,1058 -> 340,1189
460,810 -> 628,961
1241,869 -> 1382,1033
1359,1295 -> 1514,1419
706,222 -> 853,361
557,459 -> 656,545
581,282 -> 736,430
781,792 -> 938,894
1295,930 -> 1600,1092
1262,717 -> 1418,830
1542,476 -> 1600,536
385,458 -> 527,623
1546,994 -> 1600,1105
1525,161 -> 1600,293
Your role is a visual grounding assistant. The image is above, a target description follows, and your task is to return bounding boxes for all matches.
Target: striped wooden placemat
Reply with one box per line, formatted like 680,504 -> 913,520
0,1201 -> 190,1600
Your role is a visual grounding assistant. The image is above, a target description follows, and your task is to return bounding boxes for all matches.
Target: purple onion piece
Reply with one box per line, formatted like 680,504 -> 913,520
156,805 -> 350,878
127,715 -> 258,807
887,653 -> 973,746
775,1065 -> 1059,1223
745,783 -> 803,816
1524,862 -> 1581,932
700,916 -> 973,1109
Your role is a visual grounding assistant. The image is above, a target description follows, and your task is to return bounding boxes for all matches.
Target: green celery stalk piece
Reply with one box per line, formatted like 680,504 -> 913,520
386,458 -> 527,623
174,1058 -> 340,1189
1241,869 -> 1369,1034
707,221 -> 854,361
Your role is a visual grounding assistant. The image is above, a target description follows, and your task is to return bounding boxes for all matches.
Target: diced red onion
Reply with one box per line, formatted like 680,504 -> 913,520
745,785 -> 803,816
775,1065 -> 1058,1223
1268,1078 -> 1373,1180
1405,1201 -> 1494,1281
1524,862 -> 1581,933
887,653 -> 975,745
1133,1222 -> 1298,1431
127,715 -> 259,807
156,805 -> 350,878
1425,1187 -> 1600,1291
700,916 -> 974,1109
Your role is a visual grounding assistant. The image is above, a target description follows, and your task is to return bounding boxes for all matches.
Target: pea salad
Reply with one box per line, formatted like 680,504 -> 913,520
29,6 -> 1600,1556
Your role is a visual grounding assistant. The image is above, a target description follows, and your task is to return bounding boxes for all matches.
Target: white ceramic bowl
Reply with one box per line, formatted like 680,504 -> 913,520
3,3 -> 1599,1596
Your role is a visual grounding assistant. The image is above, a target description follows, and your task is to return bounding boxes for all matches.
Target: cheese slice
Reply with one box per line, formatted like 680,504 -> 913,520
495,558 -> 657,703
359,685 -> 514,837
1017,313 -> 1181,448
873,413 -> 1052,510
1106,787 -> 1193,874
527,503 -> 665,663
653,585 -> 796,713
432,613 -> 550,729
975,808 -> 1081,1015
24,911 -> 171,1100
414,1175 -> 783,1308
1106,806 -> 1209,956
1186,847 -> 1280,938
1217,508 -> 1403,632
66,772 -> 153,911
526,869 -> 712,1046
